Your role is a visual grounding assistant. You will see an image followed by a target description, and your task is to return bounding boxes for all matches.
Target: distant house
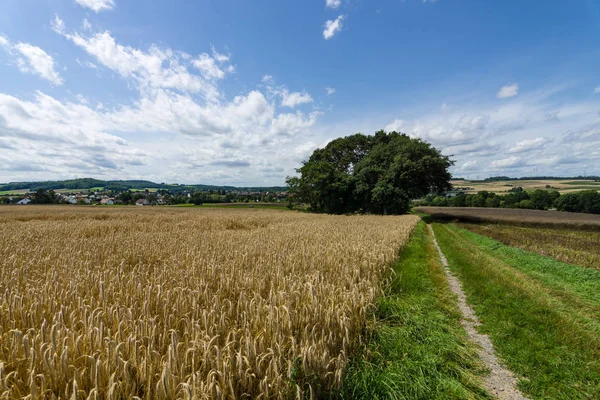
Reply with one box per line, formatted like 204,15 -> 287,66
17,198 -> 31,205
136,199 -> 150,206
100,198 -> 114,205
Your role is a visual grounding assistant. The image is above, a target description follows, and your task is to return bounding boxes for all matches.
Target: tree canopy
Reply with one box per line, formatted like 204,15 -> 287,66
286,130 -> 453,214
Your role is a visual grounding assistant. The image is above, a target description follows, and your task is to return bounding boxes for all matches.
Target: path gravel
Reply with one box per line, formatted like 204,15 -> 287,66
427,224 -> 528,400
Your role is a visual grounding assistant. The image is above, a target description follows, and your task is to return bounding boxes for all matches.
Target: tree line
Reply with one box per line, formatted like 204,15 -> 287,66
417,188 -> 600,214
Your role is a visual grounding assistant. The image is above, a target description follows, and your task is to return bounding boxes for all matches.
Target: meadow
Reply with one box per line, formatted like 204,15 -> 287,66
0,206 -> 418,399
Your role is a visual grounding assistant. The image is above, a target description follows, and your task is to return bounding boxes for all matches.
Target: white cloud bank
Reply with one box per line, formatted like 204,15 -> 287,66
382,87 -> 600,177
323,15 -> 344,40
0,35 -> 63,85
0,17 -> 321,185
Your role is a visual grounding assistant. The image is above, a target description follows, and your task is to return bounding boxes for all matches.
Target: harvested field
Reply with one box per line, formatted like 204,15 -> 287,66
414,206 -> 600,230
0,206 -> 418,399
459,223 -> 600,270
451,179 -> 600,194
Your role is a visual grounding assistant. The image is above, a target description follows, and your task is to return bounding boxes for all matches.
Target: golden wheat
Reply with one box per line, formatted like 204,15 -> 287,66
0,206 -> 417,399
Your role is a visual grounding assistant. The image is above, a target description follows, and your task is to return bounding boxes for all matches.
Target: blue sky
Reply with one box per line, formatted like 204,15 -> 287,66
0,0 -> 599,185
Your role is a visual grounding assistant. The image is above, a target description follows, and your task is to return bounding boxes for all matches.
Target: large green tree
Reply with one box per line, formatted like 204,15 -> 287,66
287,131 -> 453,214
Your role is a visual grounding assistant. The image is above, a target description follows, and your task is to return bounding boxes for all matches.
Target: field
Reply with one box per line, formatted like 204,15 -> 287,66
451,179 -> 600,194
431,223 -> 600,399
458,223 -> 600,270
0,206 -> 418,399
414,206 -> 600,230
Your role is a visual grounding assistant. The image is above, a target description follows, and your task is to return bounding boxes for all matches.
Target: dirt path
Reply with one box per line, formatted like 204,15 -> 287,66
427,224 -> 528,400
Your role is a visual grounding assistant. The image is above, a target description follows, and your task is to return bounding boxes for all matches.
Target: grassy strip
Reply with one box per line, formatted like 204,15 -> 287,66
433,223 -> 600,399
459,222 -> 600,270
341,222 -> 488,399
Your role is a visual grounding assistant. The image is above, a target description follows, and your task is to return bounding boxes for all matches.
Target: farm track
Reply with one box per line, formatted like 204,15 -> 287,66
428,225 -> 527,400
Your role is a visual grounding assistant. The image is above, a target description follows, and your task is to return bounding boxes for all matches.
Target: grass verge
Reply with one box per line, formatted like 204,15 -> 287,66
341,222 -> 488,399
433,222 -> 600,399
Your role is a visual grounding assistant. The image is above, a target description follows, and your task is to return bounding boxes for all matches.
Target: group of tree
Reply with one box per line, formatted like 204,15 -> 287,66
286,130 -> 453,214
418,189 -> 600,214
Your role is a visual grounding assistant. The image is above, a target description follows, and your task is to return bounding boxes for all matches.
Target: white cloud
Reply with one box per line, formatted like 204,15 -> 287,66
381,86 -> 600,177
0,18 -> 321,184
192,53 -> 225,80
490,156 -> 525,169
53,18 -> 232,99
441,103 -> 448,112
459,160 -> 478,171
594,87 -> 600,94
497,83 -> 519,99
83,19 -> 92,31
280,90 -> 313,108
0,35 -> 63,85
323,15 -> 344,40
74,0 -> 115,12
384,119 -> 405,132
326,87 -> 336,95
326,0 -> 341,9
506,137 -> 551,154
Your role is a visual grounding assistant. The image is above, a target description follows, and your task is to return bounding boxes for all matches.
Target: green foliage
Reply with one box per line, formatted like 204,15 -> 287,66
287,131 -> 453,215
422,188 -> 600,214
555,190 -> 600,214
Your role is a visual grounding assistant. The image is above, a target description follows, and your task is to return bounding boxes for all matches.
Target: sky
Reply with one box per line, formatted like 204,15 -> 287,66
0,0 -> 599,185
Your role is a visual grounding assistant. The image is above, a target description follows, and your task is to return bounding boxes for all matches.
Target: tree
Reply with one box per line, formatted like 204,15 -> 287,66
287,131 -> 453,214
31,188 -> 57,204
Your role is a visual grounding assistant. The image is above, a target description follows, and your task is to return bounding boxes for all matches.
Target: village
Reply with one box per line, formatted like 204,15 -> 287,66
1,188 -> 289,206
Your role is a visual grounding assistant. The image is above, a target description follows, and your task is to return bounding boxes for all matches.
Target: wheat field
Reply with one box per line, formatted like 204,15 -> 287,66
0,206 -> 418,399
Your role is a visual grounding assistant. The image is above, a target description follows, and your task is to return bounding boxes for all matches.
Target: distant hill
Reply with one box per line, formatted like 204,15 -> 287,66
0,178 -> 286,193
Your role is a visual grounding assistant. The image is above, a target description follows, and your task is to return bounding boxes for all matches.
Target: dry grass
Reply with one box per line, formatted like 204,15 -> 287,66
414,206 -> 600,230
459,223 -> 600,270
0,206 -> 418,399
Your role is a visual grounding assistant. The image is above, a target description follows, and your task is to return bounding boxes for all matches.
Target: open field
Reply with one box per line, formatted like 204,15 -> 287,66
432,223 -> 600,399
414,206 -> 600,230
0,206 -> 418,399
459,223 -> 600,270
451,179 -> 600,194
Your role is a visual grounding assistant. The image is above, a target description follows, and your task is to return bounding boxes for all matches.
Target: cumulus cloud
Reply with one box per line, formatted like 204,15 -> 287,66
280,90 -> 313,108
323,15 -> 344,40
381,86 -> 600,177
326,0 -> 341,9
325,87 -> 336,95
0,35 -> 63,85
497,83 -> 519,99
74,0 -> 115,12
52,17 -> 235,100
0,18 -> 321,184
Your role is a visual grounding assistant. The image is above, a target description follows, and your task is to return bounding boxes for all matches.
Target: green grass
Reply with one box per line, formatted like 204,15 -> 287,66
0,189 -> 30,195
341,223 -> 488,400
433,223 -> 600,399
